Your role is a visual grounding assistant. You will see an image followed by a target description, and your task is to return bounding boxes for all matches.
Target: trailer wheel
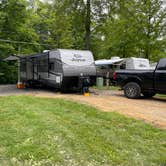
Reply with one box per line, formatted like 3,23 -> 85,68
143,92 -> 156,98
124,82 -> 141,99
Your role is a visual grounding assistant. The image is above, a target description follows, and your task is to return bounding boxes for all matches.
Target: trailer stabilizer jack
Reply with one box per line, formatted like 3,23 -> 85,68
83,92 -> 90,96
17,82 -> 25,89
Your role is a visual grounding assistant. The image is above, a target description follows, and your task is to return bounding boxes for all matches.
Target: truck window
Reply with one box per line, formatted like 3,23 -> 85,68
157,59 -> 166,70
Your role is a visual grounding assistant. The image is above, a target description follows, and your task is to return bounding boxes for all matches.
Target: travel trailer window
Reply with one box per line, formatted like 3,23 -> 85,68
38,57 -> 48,72
49,62 -> 54,71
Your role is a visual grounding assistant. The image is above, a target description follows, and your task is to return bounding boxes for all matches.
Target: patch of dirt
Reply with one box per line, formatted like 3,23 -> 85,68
0,85 -> 166,129
30,89 -> 166,129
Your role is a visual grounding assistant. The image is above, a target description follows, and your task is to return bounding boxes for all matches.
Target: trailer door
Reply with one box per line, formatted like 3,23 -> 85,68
26,61 -> 33,80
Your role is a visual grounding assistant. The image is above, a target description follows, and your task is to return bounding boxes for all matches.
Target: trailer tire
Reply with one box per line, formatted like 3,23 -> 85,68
124,82 -> 141,99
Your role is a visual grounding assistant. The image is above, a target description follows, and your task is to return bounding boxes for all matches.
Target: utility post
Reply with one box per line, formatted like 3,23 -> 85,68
17,45 -> 22,88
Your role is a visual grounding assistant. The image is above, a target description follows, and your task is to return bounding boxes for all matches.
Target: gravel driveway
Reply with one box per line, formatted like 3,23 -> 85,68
0,85 -> 166,129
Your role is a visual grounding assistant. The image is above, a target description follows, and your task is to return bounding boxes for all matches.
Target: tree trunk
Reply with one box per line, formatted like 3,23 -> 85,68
122,46 -> 126,58
56,34 -> 61,48
85,0 -> 91,50
145,47 -> 149,59
145,7 -> 151,59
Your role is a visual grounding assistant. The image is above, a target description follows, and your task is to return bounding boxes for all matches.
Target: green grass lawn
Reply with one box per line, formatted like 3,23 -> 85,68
156,94 -> 166,99
0,96 -> 165,166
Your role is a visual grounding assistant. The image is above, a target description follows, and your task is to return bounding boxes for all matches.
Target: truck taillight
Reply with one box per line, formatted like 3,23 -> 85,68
113,72 -> 116,80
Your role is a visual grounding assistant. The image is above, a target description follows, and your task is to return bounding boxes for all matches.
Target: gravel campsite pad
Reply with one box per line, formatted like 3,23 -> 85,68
0,85 -> 166,129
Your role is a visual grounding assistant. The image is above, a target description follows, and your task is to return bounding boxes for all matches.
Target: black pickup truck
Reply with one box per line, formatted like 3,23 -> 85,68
113,58 -> 166,99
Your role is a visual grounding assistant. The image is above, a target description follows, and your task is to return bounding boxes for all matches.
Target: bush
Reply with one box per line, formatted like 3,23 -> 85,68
0,61 -> 17,84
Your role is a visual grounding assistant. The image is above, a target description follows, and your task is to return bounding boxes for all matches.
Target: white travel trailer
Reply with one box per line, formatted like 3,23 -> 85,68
95,57 -> 151,70
94,57 -> 151,86
19,49 -> 96,91
124,57 -> 150,70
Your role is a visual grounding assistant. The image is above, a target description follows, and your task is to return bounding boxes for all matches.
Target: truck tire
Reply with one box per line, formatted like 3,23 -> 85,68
124,82 -> 141,99
143,92 -> 156,98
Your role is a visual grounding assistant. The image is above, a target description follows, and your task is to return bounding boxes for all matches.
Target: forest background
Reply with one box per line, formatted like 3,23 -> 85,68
0,0 -> 166,83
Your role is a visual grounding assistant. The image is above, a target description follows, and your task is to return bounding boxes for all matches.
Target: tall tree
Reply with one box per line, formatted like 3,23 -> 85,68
95,0 -> 138,58
0,0 -> 39,84
134,0 -> 166,59
32,0 -> 74,49
95,0 -> 166,60
69,0 -> 86,49
85,0 -> 91,50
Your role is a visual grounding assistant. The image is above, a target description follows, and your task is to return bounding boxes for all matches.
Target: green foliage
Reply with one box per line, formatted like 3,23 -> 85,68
0,61 -> 17,84
0,0 -> 39,54
133,0 -> 166,59
0,0 -> 39,84
0,96 -> 165,165
93,0 -> 166,59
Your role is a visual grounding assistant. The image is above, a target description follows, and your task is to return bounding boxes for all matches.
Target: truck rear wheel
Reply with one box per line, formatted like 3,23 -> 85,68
143,92 -> 156,98
124,82 -> 141,99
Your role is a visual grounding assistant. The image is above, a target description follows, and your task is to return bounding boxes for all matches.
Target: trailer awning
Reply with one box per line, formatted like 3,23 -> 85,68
4,55 -> 20,61
95,57 -> 124,65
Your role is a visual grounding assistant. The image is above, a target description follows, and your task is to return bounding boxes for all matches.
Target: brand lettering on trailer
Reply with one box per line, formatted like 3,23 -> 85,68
71,54 -> 86,62
139,63 -> 147,67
